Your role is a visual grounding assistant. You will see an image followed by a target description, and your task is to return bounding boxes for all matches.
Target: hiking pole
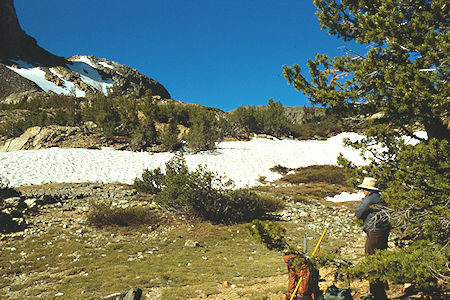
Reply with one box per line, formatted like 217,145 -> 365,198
289,228 -> 327,300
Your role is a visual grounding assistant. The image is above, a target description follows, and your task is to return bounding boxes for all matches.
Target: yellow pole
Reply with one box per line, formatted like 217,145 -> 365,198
312,227 -> 327,256
289,228 -> 327,300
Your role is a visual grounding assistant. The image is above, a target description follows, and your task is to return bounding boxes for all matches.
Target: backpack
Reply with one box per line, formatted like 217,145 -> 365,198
283,252 -> 320,300
323,284 -> 353,300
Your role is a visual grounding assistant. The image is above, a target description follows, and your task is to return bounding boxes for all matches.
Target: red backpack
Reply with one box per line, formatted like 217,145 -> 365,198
283,253 -> 320,300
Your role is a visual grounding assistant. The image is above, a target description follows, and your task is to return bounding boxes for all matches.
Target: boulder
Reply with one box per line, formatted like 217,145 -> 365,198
0,136 -> 30,152
112,288 -> 142,300
184,240 -> 201,248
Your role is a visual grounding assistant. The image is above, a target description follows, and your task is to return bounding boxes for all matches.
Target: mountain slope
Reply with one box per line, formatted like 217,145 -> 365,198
0,0 -> 170,102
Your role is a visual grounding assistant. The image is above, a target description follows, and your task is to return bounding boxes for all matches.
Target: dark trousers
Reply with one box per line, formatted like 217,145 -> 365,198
365,231 -> 389,299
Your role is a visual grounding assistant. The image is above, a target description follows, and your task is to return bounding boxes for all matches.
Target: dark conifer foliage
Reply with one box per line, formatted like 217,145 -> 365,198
283,0 -> 449,293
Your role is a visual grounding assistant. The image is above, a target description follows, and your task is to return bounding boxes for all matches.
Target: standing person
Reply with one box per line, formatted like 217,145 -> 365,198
355,177 -> 390,300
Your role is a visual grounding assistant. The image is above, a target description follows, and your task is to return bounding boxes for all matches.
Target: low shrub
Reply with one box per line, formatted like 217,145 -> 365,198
87,201 -> 161,228
220,189 -> 284,223
282,165 -> 350,186
270,164 -> 292,175
133,167 -> 164,194
135,154 -> 284,223
0,177 -> 20,200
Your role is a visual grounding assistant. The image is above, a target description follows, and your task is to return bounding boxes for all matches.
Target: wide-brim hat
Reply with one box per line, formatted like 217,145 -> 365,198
357,177 -> 379,191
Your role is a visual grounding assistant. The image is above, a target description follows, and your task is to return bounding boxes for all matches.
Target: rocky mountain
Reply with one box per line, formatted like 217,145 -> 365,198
0,0 -> 170,103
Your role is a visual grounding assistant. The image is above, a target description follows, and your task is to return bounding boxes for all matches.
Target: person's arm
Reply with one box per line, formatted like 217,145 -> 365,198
355,194 -> 373,220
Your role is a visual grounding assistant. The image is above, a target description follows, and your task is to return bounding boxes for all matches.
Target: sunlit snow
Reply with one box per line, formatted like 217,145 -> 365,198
6,59 -> 113,96
99,61 -> 114,69
0,133 -> 367,190
0,127 -> 427,202
67,60 -> 113,95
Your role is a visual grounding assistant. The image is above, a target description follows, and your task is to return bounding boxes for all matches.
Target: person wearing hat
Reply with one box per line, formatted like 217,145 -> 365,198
355,177 -> 390,299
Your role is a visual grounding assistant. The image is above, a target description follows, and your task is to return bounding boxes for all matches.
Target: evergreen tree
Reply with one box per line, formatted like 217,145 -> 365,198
186,109 -> 219,152
81,94 -> 120,137
228,105 -> 260,133
283,0 -> 449,293
115,94 -> 140,135
140,90 -> 158,120
262,99 -> 290,136
159,119 -> 181,151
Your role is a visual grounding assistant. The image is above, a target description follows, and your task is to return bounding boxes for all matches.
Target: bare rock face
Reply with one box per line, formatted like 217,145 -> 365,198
68,55 -> 171,98
283,106 -> 325,125
0,0 -> 67,66
0,64 -> 43,100
0,125 -> 108,152
3,90 -> 49,105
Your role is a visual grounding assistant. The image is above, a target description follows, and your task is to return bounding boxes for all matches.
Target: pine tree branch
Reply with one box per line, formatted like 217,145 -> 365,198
397,124 -> 427,142
343,47 -> 367,60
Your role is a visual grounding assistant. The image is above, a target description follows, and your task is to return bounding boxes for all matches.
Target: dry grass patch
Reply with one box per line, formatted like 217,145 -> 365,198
254,182 -> 353,201
87,201 -> 161,228
281,165 -> 351,186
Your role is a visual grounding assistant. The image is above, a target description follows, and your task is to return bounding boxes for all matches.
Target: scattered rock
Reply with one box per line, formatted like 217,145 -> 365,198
222,281 -> 231,287
184,240 -> 201,248
110,287 -> 142,300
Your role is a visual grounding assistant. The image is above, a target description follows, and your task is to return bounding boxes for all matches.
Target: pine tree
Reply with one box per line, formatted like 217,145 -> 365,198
185,109 -> 219,152
159,119 -> 181,151
262,99 -> 290,136
283,0 -> 449,293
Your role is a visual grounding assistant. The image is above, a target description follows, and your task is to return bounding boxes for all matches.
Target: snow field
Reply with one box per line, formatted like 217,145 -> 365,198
0,133 -> 367,200
0,132 -> 426,202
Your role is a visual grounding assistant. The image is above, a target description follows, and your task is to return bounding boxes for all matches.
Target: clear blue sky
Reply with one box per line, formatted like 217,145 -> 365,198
15,0 -> 364,111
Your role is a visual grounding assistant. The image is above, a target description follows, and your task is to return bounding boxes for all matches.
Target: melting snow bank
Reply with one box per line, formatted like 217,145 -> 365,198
325,191 -> 365,203
0,132 -> 426,189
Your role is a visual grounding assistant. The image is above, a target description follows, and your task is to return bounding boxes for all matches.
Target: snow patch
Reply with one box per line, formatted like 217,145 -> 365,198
67,61 -> 113,94
72,56 -> 95,67
5,59 -> 113,96
99,61 -> 114,69
6,65 -> 74,95
325,191 -> 365,203
49,68 -> 85,97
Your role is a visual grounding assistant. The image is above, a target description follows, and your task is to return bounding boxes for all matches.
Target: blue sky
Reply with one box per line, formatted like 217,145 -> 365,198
15,0 -> 364,111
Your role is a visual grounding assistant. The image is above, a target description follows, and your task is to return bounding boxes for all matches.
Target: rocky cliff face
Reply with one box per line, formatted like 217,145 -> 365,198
68,55 -> 171,99
283,106 -> 325,124
0,64 -> 43,100
0,0 -> 67,67
0,0 -> 171,102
